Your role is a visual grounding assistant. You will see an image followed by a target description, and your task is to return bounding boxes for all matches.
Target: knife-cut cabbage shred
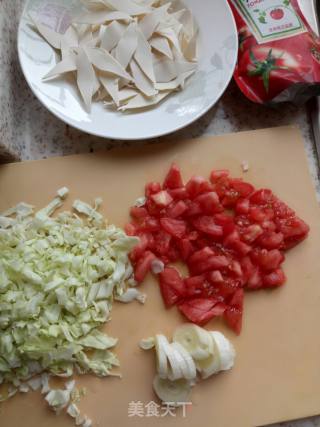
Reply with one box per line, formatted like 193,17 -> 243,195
31,0 -> 198,112
0,191 -> 139,399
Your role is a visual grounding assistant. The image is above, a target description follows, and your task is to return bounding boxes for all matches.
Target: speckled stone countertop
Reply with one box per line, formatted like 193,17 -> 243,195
1,1 -> 320,426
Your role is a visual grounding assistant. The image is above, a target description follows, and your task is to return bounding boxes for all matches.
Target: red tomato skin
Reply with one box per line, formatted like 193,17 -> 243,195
186,176 -> 213,198
130,234 -> 149,262
160,218 -> 187,239
210,170 -> 230,183
145,182 -> 161,197
258,232 -> 284,250
193,216 -> 224,237
262,269 -> 286,287
189,255 -> 230,275
151,190 -> 173,208
178,297 -> 226,325
177,238 -> 195,261
154,230 -> 172,255
163,163 -> 184,189
125,223 -> 137,236
134,251 -> 156,283
167,200 -> 188,218
159,267 -> 185,307
236,198 -> 250,215
168,187 -> 189,200
195,192 -> 223,214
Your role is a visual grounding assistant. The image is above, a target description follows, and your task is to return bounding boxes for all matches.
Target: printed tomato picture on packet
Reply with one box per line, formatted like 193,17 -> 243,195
228,0 -> 320,104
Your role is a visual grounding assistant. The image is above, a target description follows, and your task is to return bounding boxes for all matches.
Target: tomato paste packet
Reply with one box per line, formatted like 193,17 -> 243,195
228,0 -> 320,104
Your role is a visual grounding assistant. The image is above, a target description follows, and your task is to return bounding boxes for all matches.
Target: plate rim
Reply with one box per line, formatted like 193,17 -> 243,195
17,0 -> 239,141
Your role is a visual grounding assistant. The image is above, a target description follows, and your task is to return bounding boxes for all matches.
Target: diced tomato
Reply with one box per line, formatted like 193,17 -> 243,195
151,190 -> 173,208
193,216 -> 224,237
230,179 -> 255,197
178,297 -> 226,325
185,201 -> 202,217
229,260 -> 243,277
168,187 -> 189,200
134,251 -> 156,283
195,192 -> 223,214
130,206 -> 148,219
139,217 -> 160,232
250,189 -> 274,205
190,255 -> 230,275
130,234 -> 149,262
246,267 -> 263,290
128,164 -> 309,335
159,267 -> 185,307
273,199 -> 295,219
188,247 -> 215,265
262,268 -> 286,287
222,190 -> 241,208
125,223 -> 137,236
145,182 -> 161,197
154,230 -> 172,255
215,278 -> 240,299
160,218 -> 187,239
210,169 -> 229,183
224,289 -> 244,335
276,217 -> 310,248
249,207 -> 269,223
251,249 -> 284,271
224,230 -> 251,256
214,213 -> 234,226
167,246 -> 180,262
167,200 -> 188,218
184,275 -> 206,296
176,238 -> 194,261
207,270 -> 224,284
241,224 -> 263,243
258,232 -> 284,249
163,163 -> 184,189
186,176 -> 213,198
236,198 -> 250,214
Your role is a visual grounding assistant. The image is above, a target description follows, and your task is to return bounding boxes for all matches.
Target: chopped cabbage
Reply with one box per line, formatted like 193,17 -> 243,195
0,192 -> 139,398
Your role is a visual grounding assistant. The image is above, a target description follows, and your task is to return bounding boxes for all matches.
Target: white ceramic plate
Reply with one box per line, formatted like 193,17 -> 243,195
18,0 -> 238,140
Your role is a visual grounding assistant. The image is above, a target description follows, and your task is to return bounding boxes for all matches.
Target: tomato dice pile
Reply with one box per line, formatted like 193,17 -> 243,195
126,165 -> 310,334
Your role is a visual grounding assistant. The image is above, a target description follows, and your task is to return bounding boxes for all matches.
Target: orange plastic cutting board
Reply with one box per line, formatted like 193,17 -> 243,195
1,126 -> 320,427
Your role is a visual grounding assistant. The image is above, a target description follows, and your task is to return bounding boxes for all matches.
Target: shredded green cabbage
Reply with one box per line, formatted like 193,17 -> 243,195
0,192 -> 139,394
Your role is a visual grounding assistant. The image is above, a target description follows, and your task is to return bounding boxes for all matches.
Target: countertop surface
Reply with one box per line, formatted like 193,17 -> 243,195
1,1 -> 320,426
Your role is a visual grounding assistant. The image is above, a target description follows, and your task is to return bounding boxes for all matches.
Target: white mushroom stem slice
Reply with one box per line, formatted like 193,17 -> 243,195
99,74 -> 120,106
154,70 -> 194,91
118,88 -> 139,104
115,23 -> 139,69
150,36 -> 173,59
119,91 -> 170,111
43,54 -> 77,79
74,10 -> 131,25
134,30 -> 156,83
139,4 -> 171,40
154,58 -> 178,83
30,16 -> 63,49
85,47 -> 132,81
101,21 -> 127,52
157,27 -> 182,55
62,26 -> 79,48
130,59 -> 157,97
103,0 -> 152,16
183,32 -> 198,62
76,47 -> 95,111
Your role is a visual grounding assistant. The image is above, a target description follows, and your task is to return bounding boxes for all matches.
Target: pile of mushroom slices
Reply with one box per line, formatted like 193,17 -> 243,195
31,0 -> 198,112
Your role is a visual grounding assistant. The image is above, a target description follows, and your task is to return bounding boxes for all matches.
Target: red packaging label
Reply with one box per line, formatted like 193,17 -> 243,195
228,0 -> 320,104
